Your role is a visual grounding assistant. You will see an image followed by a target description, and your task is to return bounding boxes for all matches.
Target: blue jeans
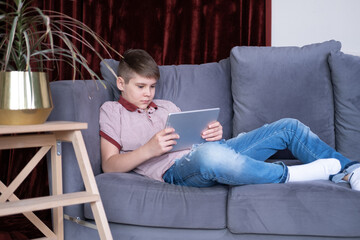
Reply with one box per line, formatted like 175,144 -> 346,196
163,118 -> 352,187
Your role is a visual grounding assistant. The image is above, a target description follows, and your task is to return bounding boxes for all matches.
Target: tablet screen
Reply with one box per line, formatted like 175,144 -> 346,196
165,108 -> 220,152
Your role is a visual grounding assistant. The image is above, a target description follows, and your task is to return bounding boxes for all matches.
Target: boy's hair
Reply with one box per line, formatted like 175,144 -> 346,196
118,49 -> 160,83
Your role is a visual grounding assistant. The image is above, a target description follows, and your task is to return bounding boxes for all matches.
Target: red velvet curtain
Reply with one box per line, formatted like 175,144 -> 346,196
11,0 -> 268,81
0,0 -> 269,239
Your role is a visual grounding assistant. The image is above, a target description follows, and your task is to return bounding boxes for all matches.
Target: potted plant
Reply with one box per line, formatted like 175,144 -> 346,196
0,0 -> 121,124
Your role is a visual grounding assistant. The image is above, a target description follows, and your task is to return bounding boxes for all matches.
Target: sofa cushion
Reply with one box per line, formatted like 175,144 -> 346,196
84,172 -> 228,229
328,51 -> 360,162
230,40 -> 341,159
100,59 -> 233,139
227,181 -> 360,237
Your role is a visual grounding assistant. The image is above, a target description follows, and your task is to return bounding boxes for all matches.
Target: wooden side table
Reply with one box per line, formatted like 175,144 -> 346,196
0,121 -> 113,240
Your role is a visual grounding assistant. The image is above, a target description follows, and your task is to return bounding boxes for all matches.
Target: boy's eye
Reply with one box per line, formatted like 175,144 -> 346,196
151,85 -> 156,88
137,85 -> 144,89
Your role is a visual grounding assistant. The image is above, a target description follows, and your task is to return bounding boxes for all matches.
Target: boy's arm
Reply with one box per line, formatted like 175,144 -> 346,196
101,128 -> 179,173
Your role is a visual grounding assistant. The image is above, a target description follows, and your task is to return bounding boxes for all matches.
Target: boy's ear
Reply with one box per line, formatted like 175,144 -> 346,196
116,77 -> 125,91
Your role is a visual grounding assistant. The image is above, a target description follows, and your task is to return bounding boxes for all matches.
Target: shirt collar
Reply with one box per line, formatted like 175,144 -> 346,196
118,96 -> 158,112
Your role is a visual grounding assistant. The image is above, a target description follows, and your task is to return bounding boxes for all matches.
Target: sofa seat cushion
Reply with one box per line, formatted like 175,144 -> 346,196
230,40 -> 341,159
84,172 -> 228,229
227,180 -> 360,237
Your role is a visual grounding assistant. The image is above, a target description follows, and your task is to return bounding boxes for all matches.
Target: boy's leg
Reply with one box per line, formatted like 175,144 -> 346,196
163,141 -> 340,187
332,161 -> 360,190
348,168 -> 360,191
226,118 -> 360,187
163,141 -> 287,187
163,118 -> 356,188
287,158 -> 340,182
226,118 -> 351,169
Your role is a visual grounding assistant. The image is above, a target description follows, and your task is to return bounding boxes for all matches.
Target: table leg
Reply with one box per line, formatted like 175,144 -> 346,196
51,141 -> 64,240
68,130 -> 113,240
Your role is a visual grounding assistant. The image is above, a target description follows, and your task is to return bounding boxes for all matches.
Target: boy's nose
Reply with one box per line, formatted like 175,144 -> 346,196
144,87 -> 151,96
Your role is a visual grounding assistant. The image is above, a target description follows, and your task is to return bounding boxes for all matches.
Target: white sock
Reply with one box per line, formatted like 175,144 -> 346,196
288,158 -> 341,182
349,167 -> 360,191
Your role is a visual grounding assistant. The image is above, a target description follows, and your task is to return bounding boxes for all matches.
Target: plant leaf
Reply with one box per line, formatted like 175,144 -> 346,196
4,16 -> 18,71
23,30 -> 31,71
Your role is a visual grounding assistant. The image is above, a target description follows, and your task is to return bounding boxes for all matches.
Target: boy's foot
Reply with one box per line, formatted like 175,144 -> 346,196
348,167 -> 360,191
288,158 -> 341,182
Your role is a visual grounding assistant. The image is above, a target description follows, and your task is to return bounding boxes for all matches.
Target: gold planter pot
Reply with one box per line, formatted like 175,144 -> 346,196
0,71 -> 53,125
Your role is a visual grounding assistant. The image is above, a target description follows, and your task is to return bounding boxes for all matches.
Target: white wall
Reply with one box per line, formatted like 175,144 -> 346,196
272,0 -> 360,55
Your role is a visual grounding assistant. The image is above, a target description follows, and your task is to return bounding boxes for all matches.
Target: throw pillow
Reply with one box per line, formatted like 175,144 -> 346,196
328,51 -> 360,162
231,40 -> 341,158
100,59 -> 120,100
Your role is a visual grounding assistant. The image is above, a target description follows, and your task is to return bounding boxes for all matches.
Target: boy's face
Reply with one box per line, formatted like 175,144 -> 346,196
117,73 -> 157,110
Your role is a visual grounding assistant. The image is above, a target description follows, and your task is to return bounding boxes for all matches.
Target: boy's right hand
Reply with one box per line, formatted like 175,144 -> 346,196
146,128 -> 179,157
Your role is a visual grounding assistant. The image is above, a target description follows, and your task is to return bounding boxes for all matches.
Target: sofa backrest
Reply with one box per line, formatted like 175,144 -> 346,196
328,51 -> 360,162
100,58 -> 234,139
230,40 -> 341,159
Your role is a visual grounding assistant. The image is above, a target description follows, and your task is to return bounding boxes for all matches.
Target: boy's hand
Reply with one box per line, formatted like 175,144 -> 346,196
146,128 -> 179,157
202,121 -> 223,142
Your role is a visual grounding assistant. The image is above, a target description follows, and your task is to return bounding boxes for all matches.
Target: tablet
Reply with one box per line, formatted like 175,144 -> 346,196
165,107 -> 220,152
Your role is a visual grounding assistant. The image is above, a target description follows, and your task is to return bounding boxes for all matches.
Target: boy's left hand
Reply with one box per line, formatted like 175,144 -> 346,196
201,121 -> 223,142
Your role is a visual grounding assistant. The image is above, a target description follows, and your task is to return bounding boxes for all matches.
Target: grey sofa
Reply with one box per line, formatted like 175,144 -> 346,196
48,40 -> 360,240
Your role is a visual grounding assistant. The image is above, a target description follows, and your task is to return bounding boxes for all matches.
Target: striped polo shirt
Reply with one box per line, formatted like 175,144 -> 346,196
99,96 -> 189,181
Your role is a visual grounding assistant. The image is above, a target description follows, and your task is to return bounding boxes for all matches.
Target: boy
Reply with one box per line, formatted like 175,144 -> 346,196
99,49 -> 360,190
